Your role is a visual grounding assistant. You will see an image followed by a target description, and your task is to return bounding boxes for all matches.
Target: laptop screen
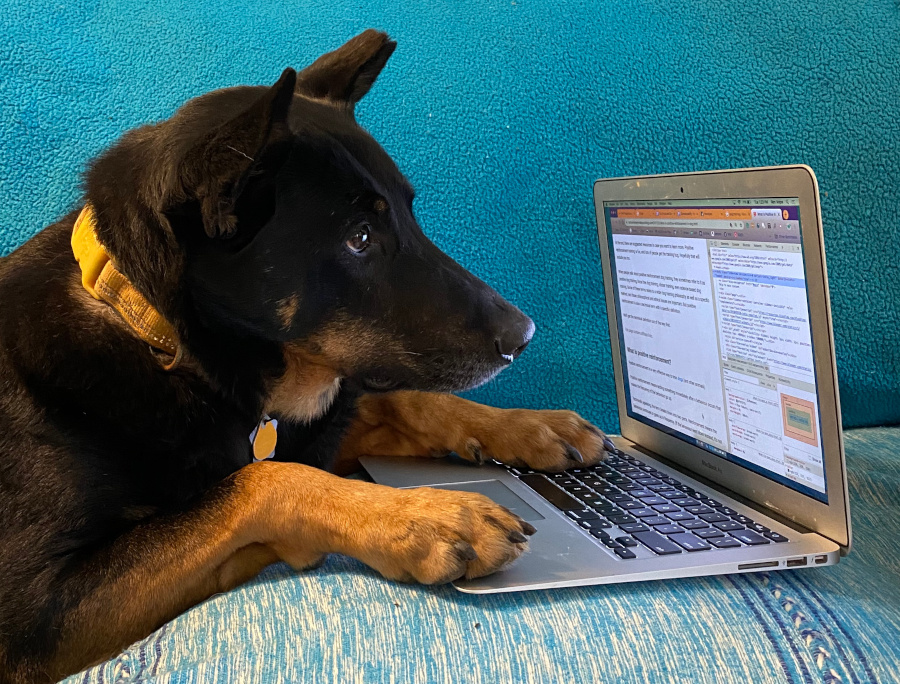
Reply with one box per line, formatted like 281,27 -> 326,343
603,198 -> 828,503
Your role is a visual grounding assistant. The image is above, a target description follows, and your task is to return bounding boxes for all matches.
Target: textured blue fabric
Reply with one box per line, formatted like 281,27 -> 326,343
1,0 -> 899,431
61,427 -> 900,683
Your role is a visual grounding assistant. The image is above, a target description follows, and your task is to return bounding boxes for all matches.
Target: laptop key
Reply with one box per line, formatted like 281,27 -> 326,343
730,529 -> 771,545
694,528 -> 725,539
580,519 -> 612,530
637,496 -> 668,506
619,523 -> 650,534
678,498 -> 701,508
630,508 -> 658,518
630,490 -> 656,499
764,531 -> 790,543
731,514 -> 755,525
668,532 -> 712,552
709,537 -> 742,548
654,524 -> 683,535
590,529 -> 611,542
713,521 -> 744,531
632,531 -> 682,555
634,477 -> 662,486
679,520 -> 710,530
608,515 -> 636,525
619,500 -> 643,510
748,523 -> 771,534
652,503 -> 681,514
699,512 -> 730,523
614,547 -> 637,559
566,509 -> 601,521
606,493 -> 633,503
662,490 -> 689,500
649,483 -> 674,492
642,516 -> 672,527
616,536 -> 638,547
685,506 -> 714,515
519,474 -> 584,510
665,511 -> 695,522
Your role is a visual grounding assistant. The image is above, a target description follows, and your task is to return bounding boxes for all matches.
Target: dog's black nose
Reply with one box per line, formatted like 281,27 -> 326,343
495,317 -> 536,363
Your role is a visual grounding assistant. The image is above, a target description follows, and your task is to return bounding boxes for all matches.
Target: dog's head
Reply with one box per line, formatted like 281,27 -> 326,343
88,30 -> 534,407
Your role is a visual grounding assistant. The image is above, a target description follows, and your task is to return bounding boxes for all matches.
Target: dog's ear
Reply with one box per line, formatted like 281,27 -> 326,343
295,29 -> 396,108
182,68 -> 297,239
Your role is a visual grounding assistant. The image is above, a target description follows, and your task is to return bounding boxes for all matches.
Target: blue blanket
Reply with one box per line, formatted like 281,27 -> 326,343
1,0 -> 898,429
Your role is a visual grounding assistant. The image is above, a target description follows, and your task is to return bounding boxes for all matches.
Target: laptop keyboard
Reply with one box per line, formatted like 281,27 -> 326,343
507,450 -> 789,559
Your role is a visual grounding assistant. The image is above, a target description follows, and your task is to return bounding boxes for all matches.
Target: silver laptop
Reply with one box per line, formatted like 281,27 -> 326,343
361,165 -> 851,593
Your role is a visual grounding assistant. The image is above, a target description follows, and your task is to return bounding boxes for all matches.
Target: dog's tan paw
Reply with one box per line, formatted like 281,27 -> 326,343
359,487 -> 534,584
459,409 -> 612,472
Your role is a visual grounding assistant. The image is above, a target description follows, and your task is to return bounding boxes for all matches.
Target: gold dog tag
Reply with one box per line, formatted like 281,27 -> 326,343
251,417 -> 278,461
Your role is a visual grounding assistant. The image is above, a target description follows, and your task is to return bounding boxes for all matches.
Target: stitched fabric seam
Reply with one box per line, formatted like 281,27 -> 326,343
790,572 -> 879,684
725,574 -> 801,683
745,575 -> 817,683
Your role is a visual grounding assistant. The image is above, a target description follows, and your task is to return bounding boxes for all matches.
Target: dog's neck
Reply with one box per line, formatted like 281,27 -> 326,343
72,204 -> 182,368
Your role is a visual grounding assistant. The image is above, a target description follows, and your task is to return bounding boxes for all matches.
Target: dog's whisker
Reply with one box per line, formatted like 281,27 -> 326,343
225,145 -> 254,162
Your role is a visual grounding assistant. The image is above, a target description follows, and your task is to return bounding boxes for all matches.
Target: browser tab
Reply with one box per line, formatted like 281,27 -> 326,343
751,208 -> 782,218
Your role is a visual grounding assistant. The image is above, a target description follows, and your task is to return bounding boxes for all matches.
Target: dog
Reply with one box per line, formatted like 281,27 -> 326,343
0,30 -> 610,683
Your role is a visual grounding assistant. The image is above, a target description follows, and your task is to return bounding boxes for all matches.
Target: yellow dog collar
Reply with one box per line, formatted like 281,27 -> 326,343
71,205 -> 181,366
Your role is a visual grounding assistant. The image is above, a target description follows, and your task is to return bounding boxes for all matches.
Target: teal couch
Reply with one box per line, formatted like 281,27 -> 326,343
1,0 -> 897,681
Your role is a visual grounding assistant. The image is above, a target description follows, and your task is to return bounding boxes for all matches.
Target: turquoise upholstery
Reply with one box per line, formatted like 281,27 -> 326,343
64,428 -> 900,683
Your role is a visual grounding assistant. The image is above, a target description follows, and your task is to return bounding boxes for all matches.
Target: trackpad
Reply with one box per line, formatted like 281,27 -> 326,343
426,480 -> 545,522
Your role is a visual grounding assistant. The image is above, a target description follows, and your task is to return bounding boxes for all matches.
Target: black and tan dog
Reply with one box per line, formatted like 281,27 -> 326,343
0,30 -> 609,683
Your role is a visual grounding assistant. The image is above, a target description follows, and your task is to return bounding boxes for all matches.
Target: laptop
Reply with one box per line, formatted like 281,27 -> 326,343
361,165 -> 851,593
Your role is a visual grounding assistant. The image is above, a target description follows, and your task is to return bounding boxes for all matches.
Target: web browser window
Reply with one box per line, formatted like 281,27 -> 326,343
604,198 -> 827,502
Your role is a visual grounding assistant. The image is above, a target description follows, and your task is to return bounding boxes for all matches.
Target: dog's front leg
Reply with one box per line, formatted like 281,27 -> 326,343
334,391 -> 612,475
31,461 -> 531,684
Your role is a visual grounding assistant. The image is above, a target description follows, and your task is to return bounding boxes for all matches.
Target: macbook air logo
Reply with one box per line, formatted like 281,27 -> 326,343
701,459 -> 723,474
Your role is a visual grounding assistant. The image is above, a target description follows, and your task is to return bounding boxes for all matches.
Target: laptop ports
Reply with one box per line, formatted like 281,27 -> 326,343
787,557 -> 808,568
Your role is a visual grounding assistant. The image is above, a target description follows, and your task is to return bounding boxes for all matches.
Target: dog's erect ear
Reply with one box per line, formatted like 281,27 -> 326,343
295,29 -> 396,107
182,68 -> 296,239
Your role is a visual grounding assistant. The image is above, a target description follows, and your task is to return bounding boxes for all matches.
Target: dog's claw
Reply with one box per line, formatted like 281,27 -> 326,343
466,440 -> 485,465
565,444 -> 584,463
453,541 -> 479,562
603,436 -> 617,452
508,530 -> 528,543
520,521 -> 537,536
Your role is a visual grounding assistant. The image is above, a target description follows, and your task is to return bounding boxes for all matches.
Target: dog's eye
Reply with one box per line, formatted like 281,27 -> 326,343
345,224 -> 371,254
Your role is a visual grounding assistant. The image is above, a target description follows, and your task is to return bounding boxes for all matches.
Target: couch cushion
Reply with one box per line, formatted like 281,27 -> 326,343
64,427 -> 900,683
